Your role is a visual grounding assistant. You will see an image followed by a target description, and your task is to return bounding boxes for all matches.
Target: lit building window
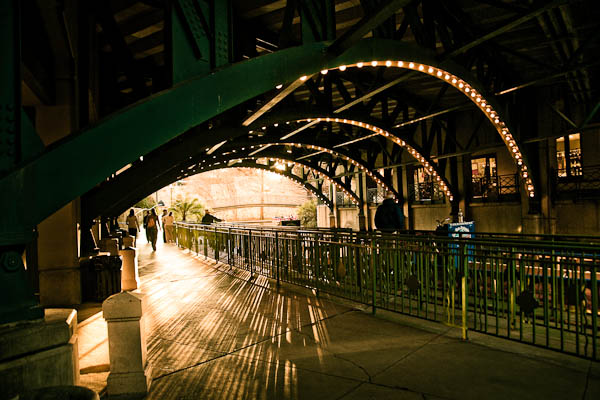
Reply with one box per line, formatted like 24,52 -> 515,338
471,155 -> 519,201
556,133 -> 582,177
471,155 -> 497,198
411,167 -> 444,202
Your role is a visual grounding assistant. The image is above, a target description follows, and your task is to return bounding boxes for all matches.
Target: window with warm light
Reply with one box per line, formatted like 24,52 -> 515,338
556,133 -> 582,177
411,167 -> 443,202
471,155 -> 497,198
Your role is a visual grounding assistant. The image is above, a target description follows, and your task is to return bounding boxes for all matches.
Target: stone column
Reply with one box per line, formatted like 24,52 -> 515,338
38,202 -> 82,306
103,291 -> 152,397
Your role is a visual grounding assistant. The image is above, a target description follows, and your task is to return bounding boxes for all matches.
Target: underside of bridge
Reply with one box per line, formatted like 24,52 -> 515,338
1,0 -> 600,378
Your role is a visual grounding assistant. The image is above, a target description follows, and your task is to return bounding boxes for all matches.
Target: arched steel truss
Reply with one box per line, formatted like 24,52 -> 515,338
100,149 -> 363,218
0,39 -> 535,237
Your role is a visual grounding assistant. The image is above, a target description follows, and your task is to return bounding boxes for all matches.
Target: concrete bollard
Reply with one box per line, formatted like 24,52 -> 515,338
122,236 -> 134,248
119,247 -> 139,291
102,291 -> 152,397
100,238 -> 119,256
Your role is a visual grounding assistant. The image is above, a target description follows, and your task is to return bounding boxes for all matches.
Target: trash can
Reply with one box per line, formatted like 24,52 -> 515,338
80,255 -> 122,302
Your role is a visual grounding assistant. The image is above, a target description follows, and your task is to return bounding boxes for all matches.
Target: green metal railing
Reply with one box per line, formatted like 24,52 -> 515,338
175,222 -> 600,360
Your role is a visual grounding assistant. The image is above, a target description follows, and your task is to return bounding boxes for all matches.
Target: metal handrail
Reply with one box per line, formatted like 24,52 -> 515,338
174,222 -> 599,360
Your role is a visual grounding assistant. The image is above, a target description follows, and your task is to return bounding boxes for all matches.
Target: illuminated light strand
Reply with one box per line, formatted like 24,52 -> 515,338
303,61 -> 535,198
274,141 -> 395,202
285,121 -> 453,201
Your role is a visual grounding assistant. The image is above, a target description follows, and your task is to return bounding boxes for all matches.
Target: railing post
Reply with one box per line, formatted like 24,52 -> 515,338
461,275 -> 468,340
214,226 -> 219,262
275,231 -> 280,286
248,229 -> 253,275
227,228 -> 232,266
371,240 -> 376,315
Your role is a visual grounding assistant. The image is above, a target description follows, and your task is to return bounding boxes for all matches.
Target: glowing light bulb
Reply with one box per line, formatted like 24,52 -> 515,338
320,69 -> 328,75
385,60 -> 392,67
418,64 -> 424,71
276,84 -> 283,89
459,82 -> 464,88
339,65 -> 347,71
398,61 -> 404,67
371,61 -> 378,67
357,62 -> 364,68
428,67 -> 434,73
409,62 -> 415,68
300,76 -> 307,81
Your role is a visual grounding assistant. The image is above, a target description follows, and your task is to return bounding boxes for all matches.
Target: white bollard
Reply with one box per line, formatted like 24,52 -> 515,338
119,247 -> 139,291
103,291 -> 152,397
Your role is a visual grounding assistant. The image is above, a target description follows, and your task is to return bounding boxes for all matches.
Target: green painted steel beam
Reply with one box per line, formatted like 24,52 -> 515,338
0,41 -> 330,242
0,0 -> 21,171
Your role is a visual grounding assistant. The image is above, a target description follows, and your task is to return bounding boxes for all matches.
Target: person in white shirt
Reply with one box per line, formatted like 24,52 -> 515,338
163,211 -> 175,243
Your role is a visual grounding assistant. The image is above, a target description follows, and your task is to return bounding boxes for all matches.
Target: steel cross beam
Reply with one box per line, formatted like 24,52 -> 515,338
445,0 -> 572,58
243,0 -> 410,129
327,0 -> 412,55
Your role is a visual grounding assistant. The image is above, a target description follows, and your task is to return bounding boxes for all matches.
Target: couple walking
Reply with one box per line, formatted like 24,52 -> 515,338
145,209 -> 176,251
126,208 -> 175,252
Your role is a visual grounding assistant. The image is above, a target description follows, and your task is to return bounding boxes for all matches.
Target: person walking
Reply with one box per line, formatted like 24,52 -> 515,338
146,209 -> 161,251
164,211 -> 175,243
161,209 -> 168,242
374,194 -> 405,233
201,209 -> 222,224
125,209 -> 139,244
143,210 -> 150,242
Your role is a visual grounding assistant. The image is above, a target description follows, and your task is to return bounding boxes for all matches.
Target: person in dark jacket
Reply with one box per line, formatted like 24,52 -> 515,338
375,194 -> 405,232
201,210 -> 222,224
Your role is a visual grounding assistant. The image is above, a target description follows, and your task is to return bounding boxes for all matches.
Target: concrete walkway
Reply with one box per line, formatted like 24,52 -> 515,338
78,236 -> 600,399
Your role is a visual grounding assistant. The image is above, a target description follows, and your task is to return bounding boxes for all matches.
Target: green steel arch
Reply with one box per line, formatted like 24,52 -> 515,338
1,39 -> 533,240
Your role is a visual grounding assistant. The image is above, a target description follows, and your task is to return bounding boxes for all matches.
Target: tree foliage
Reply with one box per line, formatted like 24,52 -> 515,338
170,197 -> 204,222
134,196 -> 156,209
297,199 -> 317,228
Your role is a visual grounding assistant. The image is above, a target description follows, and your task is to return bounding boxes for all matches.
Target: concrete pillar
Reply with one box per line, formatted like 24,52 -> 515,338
329,183 -> 337,228
356,173 -> 367,231
119,247 -> 139,291
0,309 -> 79,399
37,202 -> 82,306
103,291 -> 152,397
